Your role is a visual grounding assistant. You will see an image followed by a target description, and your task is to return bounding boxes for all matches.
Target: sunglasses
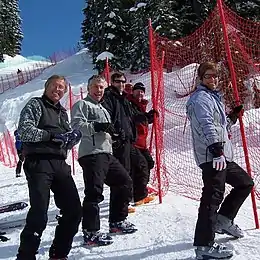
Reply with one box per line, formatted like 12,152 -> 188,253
113,79 -> 126,84
203,74 -> 218,79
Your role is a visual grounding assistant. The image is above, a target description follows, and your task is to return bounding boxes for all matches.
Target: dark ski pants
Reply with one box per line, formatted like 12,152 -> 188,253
113,139 -> 131,173
16,157 -> 82,260
194,161 -> 254,246
130,146 -> 150,202
139,148 -> 155,171
16,151 -> 24,176
78,153 -> 132,232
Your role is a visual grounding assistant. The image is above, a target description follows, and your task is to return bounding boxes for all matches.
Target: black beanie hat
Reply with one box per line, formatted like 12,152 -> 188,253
133,82 -> 145,92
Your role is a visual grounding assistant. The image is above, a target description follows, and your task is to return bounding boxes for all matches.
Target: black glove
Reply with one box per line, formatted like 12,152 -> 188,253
146,109 -> 159,123
227,104 -> 243,124
208,142 -> 224,157
133,114 -> 148,124
0,234 -> 9,242
112,129 -> 127,149
51,133 -> 69,148
93,122 -> 115,136
148,109 -> 159,117
112,128 -> 126,141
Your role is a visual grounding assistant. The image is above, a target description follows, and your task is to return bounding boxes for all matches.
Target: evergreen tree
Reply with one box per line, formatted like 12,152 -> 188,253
225,0 -> 260,21
81,0 -> 259,72
81,0 -> 133,72
0,0 -> 23,58
126,2 -> 150,72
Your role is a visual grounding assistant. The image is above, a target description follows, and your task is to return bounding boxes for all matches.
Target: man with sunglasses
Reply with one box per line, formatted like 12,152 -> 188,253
102,72 -> 155,213
186,62 -> 254,259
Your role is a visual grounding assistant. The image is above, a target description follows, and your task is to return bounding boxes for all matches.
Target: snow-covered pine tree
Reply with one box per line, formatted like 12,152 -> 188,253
0,0 -> 23,58
81,0 -> 133,72
81,1 -> 97,61
225,0 -> 260,21
126,2 -> 150,72
197,0 -> 260,21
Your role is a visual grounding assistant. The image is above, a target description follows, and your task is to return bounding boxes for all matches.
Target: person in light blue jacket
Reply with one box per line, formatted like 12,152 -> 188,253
186,61 -> 254,260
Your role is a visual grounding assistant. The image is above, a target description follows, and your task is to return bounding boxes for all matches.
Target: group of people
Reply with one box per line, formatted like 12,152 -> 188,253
15,72 -> 157,260
13,61 -> 254,260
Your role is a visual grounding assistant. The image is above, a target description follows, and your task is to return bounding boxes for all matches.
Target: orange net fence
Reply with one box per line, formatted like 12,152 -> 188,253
149,1 -> 260,201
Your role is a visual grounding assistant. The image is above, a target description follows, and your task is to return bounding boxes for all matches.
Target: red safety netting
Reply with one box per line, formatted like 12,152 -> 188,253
149,0 -> 260,212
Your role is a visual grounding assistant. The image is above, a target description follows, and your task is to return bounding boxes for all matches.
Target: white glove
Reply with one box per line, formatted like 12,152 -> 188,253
213,155 -> 227,171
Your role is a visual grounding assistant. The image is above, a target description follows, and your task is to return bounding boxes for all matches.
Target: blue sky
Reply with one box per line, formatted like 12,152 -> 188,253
20,0 -> 84,58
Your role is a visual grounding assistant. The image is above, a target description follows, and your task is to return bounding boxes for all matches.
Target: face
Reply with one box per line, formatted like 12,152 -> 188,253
88,80 -> 106,102
133,89 -> 145,102
112,76 -> 126,94
202,69 -> 219,90
125,84 -> 133,94
45,79 -> 67,103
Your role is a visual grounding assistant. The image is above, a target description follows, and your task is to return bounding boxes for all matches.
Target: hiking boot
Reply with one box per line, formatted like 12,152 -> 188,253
128,206 -> 136,213
83,230 -> 113,246
109,220 -> 137,234
134,195 -> 156,206
215,214 -> 244,238
195,242 -> 233,259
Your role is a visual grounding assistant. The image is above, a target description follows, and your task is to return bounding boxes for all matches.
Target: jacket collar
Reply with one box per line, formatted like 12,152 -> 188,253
197,84 -> 222,99
85,94 -> 104,104
42,95 -> 66,111
127,94 -> 148,107
108,85 -> 127,98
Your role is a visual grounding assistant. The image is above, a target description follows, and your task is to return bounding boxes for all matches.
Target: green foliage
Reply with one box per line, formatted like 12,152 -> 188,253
81,0 -> 260,72
0,0 -> 23,62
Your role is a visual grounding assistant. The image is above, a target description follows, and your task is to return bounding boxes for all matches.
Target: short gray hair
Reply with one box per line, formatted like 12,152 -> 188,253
87,75 -> 108,89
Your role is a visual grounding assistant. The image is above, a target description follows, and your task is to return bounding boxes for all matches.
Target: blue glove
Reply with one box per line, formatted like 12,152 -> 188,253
66,129 -> 82,150
14,131 -> 22,150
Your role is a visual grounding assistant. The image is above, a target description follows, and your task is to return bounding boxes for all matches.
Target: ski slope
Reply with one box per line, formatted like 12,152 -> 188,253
0,49 -> 260,259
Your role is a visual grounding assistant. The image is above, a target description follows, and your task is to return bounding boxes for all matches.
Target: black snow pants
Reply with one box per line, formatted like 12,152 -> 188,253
130,146 -> 151,202
194,161 -> 254,246
78,153 -> 133,232
16,156 -> 82,260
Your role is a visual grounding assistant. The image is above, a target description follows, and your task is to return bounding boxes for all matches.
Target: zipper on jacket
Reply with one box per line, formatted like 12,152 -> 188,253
92,135 -> 96,146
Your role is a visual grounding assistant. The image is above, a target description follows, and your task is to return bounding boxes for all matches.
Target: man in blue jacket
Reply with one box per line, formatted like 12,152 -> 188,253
186,61 -> 254,259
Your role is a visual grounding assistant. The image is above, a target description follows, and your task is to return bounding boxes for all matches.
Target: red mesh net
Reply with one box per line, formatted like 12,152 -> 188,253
150,2 -> 260,200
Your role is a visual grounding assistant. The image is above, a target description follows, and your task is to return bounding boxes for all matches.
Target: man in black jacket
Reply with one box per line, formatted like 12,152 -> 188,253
102,72 -> 157,213
102,72 -> 136,175
16,75 -> 82,260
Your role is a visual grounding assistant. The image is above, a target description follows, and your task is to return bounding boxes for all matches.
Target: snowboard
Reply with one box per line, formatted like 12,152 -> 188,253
0,202 -> 28,214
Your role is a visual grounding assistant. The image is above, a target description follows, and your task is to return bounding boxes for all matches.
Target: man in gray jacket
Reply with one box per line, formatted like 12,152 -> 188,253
186,62 -> 254,259
71,75 -> 137,247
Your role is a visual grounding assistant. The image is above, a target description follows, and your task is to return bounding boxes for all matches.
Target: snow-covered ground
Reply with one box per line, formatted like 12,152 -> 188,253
0,49 -> 260,259
0,54 -> 52,76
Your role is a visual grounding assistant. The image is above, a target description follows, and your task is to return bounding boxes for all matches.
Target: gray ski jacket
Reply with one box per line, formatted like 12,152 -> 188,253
71,95 -> 113,158
186,84 -> 233,166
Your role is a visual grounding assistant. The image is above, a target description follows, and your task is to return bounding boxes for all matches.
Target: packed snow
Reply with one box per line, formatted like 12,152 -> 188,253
0,49 -> 260,259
